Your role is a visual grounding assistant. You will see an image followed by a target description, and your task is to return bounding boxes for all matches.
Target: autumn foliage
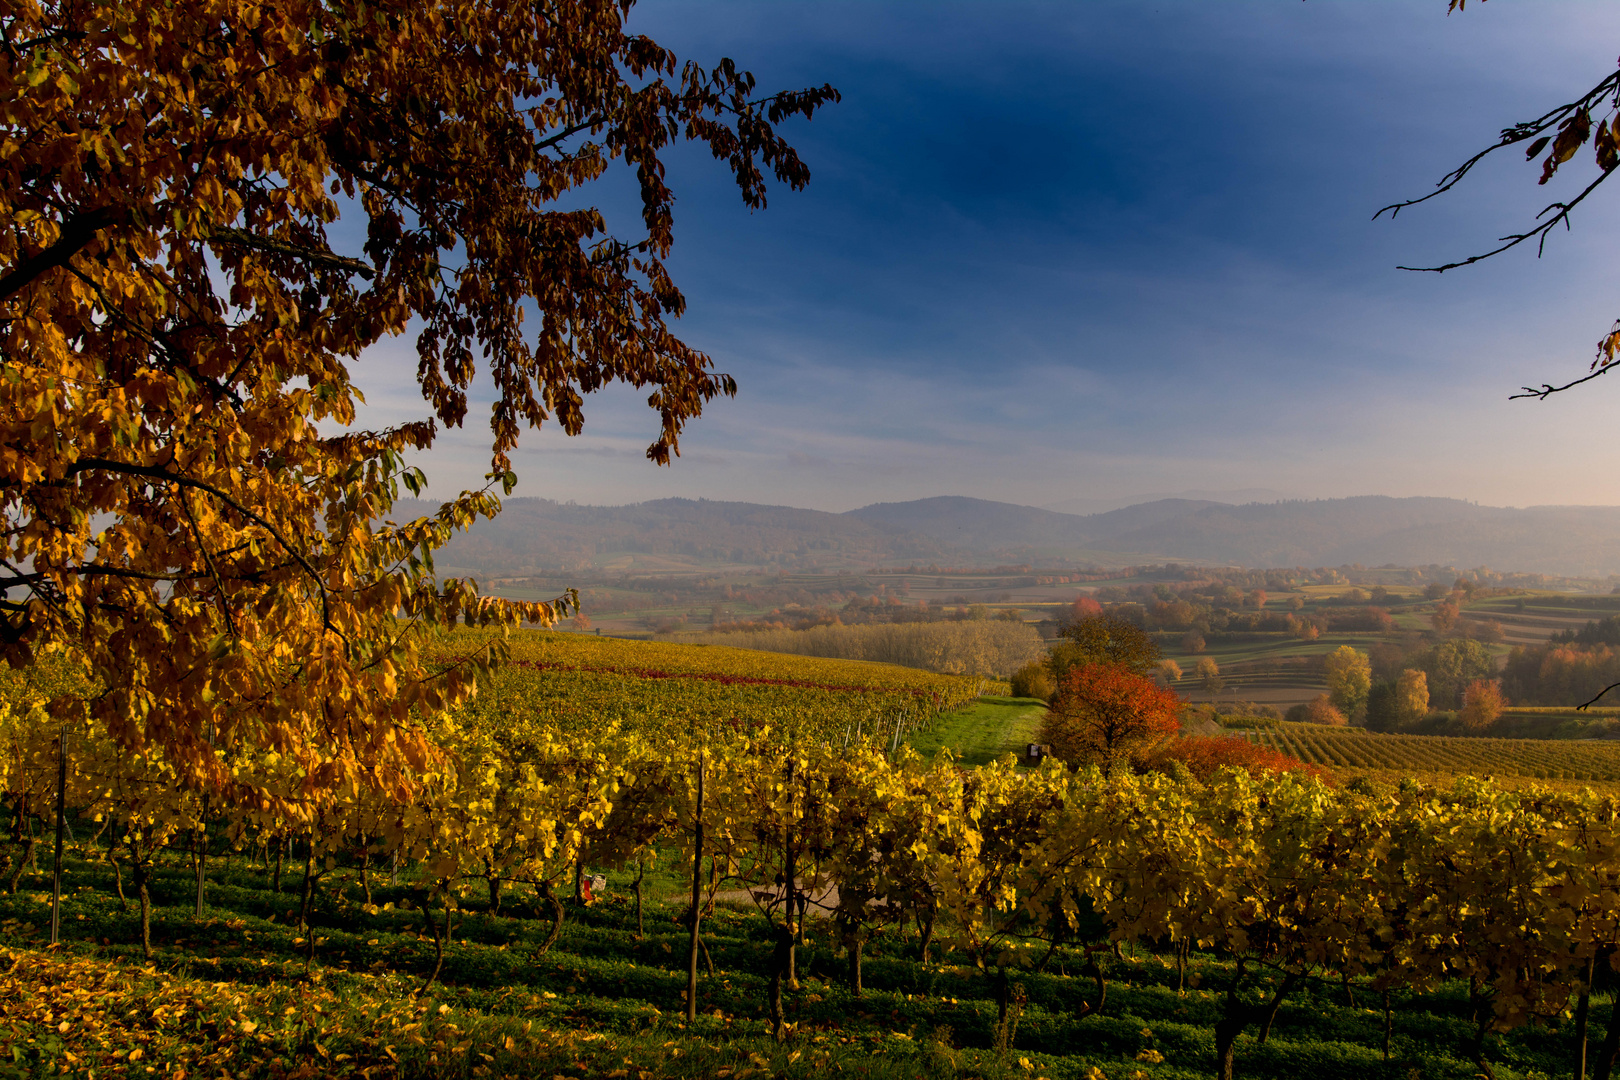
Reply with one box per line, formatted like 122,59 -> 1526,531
1305,694 -> 1348,727
1137,736 -> 1329,784
1459,678 -> 1506,731
0,0 -> 835,799
1041,662 -> 1181,768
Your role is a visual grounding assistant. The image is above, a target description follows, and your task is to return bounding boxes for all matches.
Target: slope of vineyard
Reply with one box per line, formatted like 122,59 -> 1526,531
428,629 -> 998,745
0,845 -> 1594,1080
1242,721 -> 1620,783
16,632 -> 1620,1080
8,767 -> 1620,1080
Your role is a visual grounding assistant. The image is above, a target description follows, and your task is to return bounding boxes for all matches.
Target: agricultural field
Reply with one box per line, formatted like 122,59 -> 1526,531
4,836 -> 1608,1080
13,634 -> 1620,1080
1465,594 -> 1620,648
431,629 -> 997,746
1240,720 -> 1620,788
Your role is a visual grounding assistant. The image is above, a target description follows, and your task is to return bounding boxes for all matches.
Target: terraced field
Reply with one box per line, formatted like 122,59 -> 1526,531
1466,594 -> 1620,647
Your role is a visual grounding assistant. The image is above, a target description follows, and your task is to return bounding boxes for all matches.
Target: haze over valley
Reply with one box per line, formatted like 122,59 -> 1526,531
421,493 -> 1620,580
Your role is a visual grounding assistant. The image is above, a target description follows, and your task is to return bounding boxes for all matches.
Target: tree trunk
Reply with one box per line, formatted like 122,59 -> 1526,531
918,910 -> 935,967
1074,947 -> 1107,1021
192,824 -> 207,919
300,845 -> 321,976
533,879 -> 566,957
415,893 -> 453,997
7,828 -> 34,894
273,835 -> 284,893
768,920 -> 794,1043
1255,973 -> 1300,1045
847,926 -> 863,996
573,857 -> 586,906
360,841 -> 373,907
1578,954 -> 1596,1080
50,731 -> 65,946
129,834 -> 152,960
686,754 -> 706,1024
1595,991 -> 1620,1080
1381,989 -> 1393,1064
108,822 -> 126,910
298,841 -> 316,928
632,861 -> 645,938
1470,1014 -> 1497,1080
1213,961 -> 1253,1080
1214,1011 -> 1245,1080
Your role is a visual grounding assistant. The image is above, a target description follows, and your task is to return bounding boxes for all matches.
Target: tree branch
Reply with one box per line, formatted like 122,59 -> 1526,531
0,205 -> 125,302
1395,168 -> 1617,273
209,227 -> 375,280
1510,364 -> 1617,399
64,457 -> 338,643
1374,70 -> 1620,222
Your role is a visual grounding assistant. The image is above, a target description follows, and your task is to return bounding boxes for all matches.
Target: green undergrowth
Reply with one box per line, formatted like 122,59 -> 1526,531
0,845 -> 1598,1080
908,696 -> 1048,767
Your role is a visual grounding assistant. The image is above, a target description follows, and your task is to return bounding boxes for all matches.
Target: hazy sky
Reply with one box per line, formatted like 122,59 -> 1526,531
354,0 -> 1620,512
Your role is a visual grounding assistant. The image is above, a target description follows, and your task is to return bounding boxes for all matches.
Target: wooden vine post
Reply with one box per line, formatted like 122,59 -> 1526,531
686,748 -> 705,1024
49,724 -> 65,945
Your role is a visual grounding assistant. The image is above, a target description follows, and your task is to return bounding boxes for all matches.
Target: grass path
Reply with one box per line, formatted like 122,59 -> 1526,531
907,694 -> 1047,766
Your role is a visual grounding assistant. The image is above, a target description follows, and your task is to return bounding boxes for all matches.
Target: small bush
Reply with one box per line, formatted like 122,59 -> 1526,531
1305,693 -> 1347,726
1009,660 -> 1054,701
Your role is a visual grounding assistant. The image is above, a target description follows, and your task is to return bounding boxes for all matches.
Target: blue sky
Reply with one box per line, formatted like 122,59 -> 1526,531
355,0 -> 1620,512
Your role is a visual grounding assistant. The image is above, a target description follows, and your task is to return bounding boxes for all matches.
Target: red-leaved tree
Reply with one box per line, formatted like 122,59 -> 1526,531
1041,662 -> 1181,768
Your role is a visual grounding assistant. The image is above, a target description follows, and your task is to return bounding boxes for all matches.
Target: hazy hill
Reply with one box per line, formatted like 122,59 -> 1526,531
410,494 -> 1620,578
399,497 -> 949,575
847,496 -> 1115,550
1043,488 -> 1295,515
1075,497 -> 1620,575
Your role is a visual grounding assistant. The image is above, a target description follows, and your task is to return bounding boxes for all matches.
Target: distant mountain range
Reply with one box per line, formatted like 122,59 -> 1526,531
1042,488 -> 1298,516
405,495 -> 1620,578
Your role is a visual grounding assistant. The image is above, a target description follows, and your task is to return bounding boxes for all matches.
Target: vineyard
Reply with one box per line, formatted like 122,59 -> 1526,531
9,635 -> 1620,1079
440,630 -> 998,745
1240,721 -> 1620,783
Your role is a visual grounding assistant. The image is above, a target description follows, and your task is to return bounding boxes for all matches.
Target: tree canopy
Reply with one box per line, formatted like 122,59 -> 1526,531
0,0 -> 836,801
1049,610 -> 1161,681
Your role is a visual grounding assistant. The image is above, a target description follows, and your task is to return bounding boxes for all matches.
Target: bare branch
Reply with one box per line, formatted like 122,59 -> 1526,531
1577,680 -> 1620,710
1396,168 -> 1617,273
1375,70 -> 1620,222
1510,364 -> 1618,400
